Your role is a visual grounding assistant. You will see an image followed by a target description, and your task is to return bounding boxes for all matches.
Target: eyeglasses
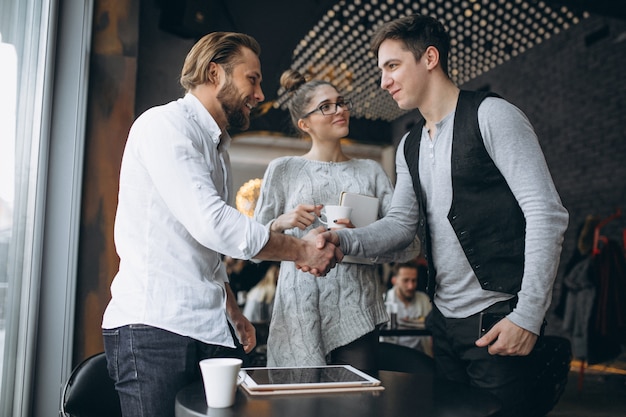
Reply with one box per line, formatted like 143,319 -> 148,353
302,100 -> 353,118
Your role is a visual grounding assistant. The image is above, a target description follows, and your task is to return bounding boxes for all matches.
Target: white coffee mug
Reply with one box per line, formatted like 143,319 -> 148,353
199,358 -> 243,408
319,205 -> 352,229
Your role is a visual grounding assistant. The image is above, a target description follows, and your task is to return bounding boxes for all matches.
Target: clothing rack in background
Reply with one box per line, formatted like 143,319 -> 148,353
592,207 -> 622,257
577,207 -> 625,392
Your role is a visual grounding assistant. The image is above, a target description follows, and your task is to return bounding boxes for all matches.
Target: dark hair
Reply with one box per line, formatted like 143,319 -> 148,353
280,69 -> 338,135
391,261 -> 419,277
370,14 -> 451,75
180,32 -> 261,92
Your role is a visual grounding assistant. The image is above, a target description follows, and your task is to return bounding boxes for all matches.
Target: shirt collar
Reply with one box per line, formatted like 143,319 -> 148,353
183,93 -> 227,147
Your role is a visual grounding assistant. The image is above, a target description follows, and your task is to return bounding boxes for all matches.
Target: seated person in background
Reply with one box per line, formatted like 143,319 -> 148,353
383,261 -> 433,356
243,262 -> 279,323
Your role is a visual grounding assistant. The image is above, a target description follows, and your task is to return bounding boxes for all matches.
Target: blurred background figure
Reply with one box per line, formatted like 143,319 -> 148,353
243,262 -> 279,323
382,261 -> 433,356
224,256 -> 271,306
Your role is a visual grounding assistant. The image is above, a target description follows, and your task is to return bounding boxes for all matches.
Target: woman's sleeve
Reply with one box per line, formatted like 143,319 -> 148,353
253,159 -> 285,229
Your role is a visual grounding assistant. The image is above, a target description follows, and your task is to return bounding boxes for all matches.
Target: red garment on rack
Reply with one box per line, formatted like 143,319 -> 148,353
588,240 -> 626,364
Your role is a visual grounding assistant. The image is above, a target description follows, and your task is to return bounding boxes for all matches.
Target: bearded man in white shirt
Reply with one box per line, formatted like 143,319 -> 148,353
101,32 -> 341,417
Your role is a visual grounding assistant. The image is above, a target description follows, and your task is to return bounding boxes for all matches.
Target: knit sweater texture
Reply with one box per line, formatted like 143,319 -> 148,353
254,156 -> 417,366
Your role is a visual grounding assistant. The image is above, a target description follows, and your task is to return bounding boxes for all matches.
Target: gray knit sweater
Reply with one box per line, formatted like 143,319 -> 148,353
254,156 -> 419,366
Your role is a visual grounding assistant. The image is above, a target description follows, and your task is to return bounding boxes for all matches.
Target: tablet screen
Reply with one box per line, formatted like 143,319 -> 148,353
241,365 -> 380,390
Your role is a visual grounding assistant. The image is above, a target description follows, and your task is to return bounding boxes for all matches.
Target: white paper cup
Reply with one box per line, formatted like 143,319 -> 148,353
199,358 -> 243,408
320,205 -> 352,229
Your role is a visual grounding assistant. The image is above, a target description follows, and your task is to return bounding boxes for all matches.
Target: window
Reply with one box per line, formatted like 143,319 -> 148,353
0,1 -> 50,414
0,0 -> 92,415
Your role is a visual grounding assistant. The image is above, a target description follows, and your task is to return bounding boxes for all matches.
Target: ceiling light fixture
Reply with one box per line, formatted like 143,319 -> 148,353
277,0 -> 586,122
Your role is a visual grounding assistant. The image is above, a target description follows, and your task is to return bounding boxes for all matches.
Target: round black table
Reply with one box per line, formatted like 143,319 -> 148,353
175,370 -> 501,417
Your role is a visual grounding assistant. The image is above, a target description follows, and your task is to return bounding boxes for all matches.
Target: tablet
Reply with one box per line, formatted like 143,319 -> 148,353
239,365 -> 381,392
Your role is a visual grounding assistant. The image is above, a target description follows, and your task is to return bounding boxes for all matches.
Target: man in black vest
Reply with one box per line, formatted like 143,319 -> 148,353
316,14 -> 569,417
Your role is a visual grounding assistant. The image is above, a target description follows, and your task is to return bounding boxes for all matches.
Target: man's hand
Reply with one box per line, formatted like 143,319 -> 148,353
296,226 -> 343,276
230,310 -> 257,353
224,283 -> 256,353
475,318 -> 538,356
315,229 -> 340,249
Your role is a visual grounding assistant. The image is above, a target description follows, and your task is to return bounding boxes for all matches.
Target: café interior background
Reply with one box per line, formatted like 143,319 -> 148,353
0,0 -> 624,416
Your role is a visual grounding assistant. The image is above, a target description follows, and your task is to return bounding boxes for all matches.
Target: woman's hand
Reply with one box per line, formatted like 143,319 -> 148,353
332,218 -> 355,229
271,204 -> 323,232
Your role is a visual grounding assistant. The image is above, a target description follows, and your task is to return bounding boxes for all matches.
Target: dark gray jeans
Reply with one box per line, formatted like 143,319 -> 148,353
103,324 -> 243,417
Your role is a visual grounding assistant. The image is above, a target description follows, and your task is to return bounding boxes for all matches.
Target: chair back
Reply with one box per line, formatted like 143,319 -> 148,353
60,352 -> 122,417
529,335 -> 572,416
377,341 -> 434,373
378,342 -> 501,416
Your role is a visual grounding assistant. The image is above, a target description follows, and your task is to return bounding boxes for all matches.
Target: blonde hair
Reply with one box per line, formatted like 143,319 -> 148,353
180,32 -> 261,92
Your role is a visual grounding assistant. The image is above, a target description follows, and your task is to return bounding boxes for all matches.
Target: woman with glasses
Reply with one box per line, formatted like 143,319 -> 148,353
254,69 -> 418,371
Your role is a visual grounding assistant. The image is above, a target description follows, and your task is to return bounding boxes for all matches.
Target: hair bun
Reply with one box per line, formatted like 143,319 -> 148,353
280,69 -> 306,93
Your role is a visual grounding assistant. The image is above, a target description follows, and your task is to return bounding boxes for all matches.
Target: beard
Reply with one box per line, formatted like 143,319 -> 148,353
399,289 -> 415,302
217,78 -> 250,130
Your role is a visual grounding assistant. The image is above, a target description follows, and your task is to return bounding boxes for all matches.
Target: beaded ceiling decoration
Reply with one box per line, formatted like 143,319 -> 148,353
273,0 -> 587,122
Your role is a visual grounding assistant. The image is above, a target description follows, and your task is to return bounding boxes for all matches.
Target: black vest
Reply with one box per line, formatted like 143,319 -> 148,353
404,90 -> 525,299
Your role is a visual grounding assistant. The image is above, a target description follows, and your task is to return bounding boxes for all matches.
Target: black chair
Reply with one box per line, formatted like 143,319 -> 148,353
377,341 -> 435,373
378,342 -> 502,417
529,335 -> 572,416
60,352 -> 122,417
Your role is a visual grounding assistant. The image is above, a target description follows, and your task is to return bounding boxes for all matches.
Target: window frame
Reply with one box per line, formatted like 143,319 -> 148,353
0,0 -> 93,415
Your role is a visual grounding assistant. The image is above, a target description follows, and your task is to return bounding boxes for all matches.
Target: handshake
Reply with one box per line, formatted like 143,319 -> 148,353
296,226 -> 344,276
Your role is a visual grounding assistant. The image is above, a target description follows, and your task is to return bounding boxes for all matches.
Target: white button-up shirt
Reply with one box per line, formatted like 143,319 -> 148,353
102,93 -> 269,347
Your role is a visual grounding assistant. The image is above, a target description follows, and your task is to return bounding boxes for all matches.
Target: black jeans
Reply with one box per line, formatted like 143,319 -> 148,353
427,300 -> 539,417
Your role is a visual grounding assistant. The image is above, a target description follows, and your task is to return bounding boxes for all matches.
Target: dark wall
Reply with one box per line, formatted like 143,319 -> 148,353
135,0 -> 193,116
